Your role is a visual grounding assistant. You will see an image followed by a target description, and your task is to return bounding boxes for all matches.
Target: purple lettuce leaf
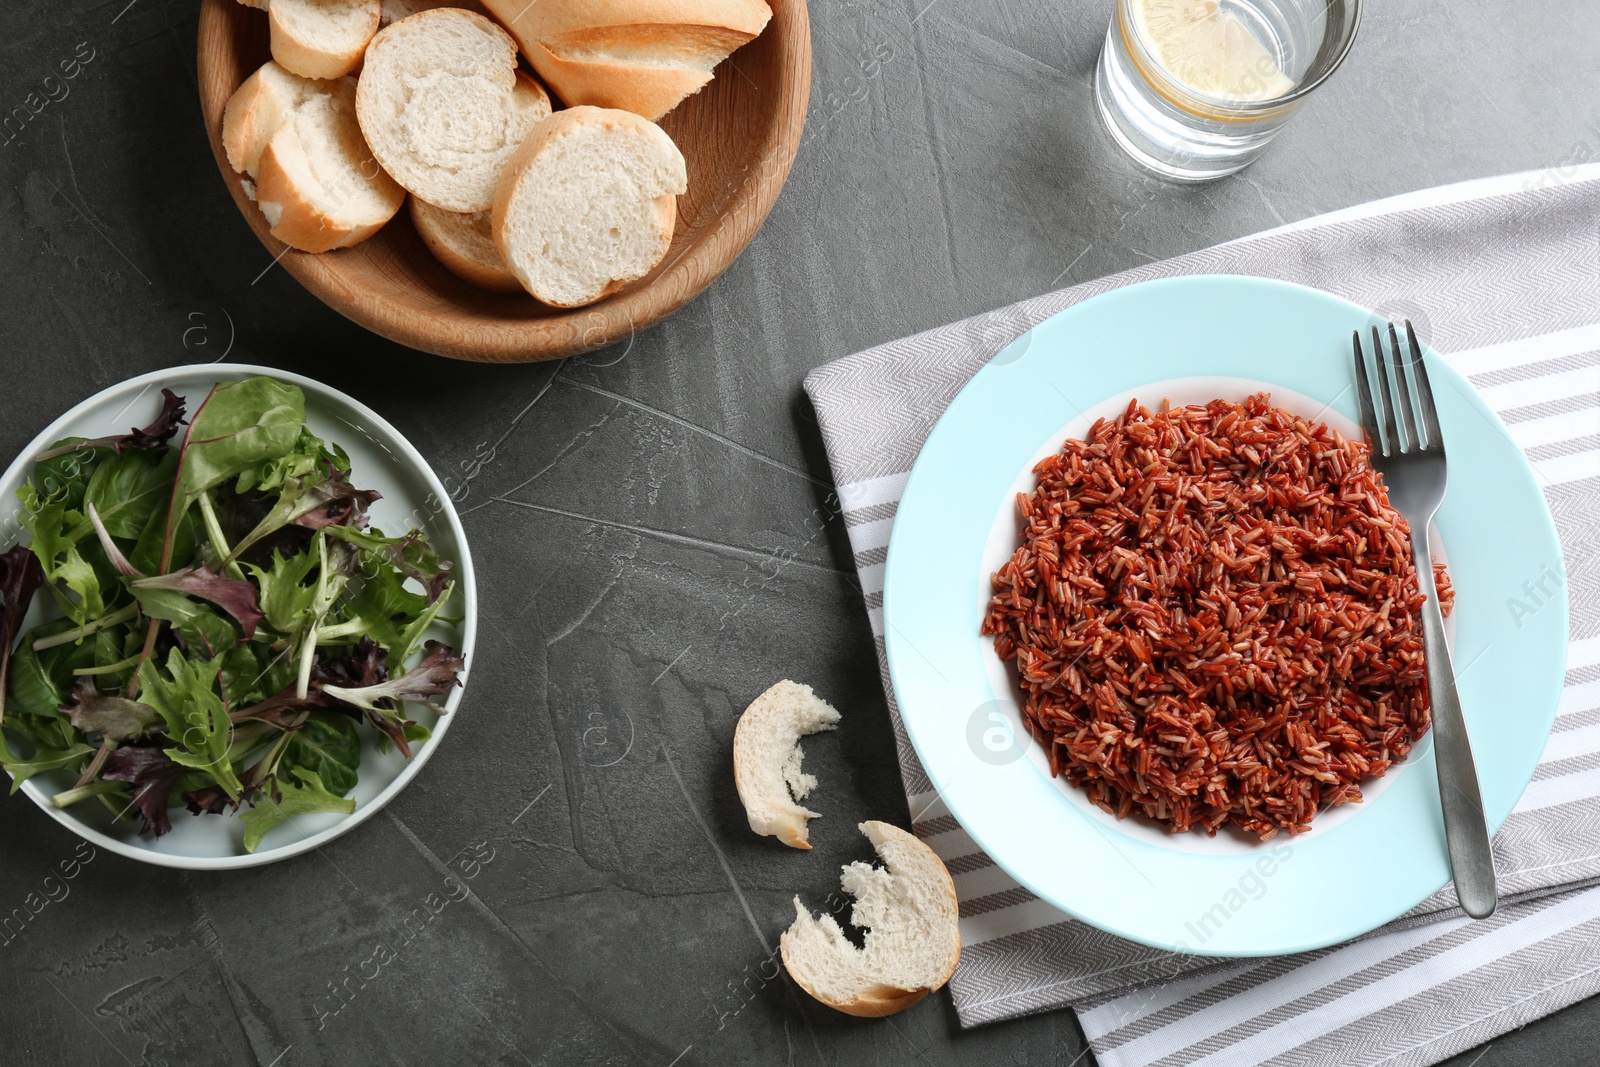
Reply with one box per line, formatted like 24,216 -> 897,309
184,782 -> 251,816
229,638 -> 386,727
131,566 -> 266,639
36,389 -> 187,461
0,544 -> 45,726
101,745 -> 185,836
320,641 -> 461,759
294,468 -> 382,532
320,641 -> 462,712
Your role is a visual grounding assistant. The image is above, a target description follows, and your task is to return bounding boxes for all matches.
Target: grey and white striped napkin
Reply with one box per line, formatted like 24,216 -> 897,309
802,166 -> 1600,1065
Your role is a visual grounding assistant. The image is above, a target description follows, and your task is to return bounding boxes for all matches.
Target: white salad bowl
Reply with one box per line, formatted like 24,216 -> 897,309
1,365 -> 476,869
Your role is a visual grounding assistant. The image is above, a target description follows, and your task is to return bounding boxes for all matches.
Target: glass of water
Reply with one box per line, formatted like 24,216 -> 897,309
1094,0 -> 1362,181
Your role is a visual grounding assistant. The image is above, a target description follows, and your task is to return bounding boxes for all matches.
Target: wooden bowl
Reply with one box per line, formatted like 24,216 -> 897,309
196,0 -> 810,363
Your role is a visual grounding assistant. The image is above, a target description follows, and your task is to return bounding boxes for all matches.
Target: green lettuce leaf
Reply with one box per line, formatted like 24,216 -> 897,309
326,526 -> 453,603
7,618 -> 105,717
179,378 -> 305,503
137,648 -> 243,799
235,427 -> 341,495
80,449 -> 177,540
0,734 -> 96,793
240,767 -> 355,853
244,548 -> 319,633
24,498 -> 106,622
341,569 -> 453,665
280,712 -> 360,797
129,486 -> 198,576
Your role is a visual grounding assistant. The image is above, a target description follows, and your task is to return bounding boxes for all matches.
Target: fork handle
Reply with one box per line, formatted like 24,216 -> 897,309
1413,524 -> 1498,919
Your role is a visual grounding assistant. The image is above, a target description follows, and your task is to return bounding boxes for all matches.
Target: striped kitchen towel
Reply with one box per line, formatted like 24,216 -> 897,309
802,165 -> 1600,1064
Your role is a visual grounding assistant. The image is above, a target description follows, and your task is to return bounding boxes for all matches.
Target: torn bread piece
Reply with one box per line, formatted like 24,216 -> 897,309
732,680 -> 840,849
781,821 -> 962,1018
222,62 -> 404,252
268,0 -> 382,80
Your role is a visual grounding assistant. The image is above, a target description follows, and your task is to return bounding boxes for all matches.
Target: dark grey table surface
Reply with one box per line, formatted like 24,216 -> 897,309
2,1 -> 1597,1064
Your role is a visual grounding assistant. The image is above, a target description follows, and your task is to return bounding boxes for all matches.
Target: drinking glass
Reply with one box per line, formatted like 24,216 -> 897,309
1094,0 -> 1362,181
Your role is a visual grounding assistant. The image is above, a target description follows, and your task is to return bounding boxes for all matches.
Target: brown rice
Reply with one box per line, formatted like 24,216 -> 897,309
982,394 -> 1454,839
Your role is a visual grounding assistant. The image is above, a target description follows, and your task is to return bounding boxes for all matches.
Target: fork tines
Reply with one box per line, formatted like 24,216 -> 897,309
1352,320 -> 1443,457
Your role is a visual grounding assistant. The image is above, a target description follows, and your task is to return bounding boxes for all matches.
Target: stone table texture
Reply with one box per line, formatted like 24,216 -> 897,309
1,1 -> 1597,1064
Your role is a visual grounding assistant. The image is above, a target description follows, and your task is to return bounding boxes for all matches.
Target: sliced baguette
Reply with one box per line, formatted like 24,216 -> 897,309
478,0 -> 772,121
268,0 -> 382,80
410,199 -> 521,293
733,680 -> 841,849
379,0 -> 486,24
492,105 -> 687,308
781,821 -> 962,1018
222,64 -> 404,252
223,60 -> 322,180
356,9 -> 552,212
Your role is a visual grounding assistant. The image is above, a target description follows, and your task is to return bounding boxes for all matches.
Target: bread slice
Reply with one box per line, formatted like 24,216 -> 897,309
379,0 -> 486,24
781,821 -> 962,1018
479,0 -> 772,121
268,0 -> 381,80
356,9 -> 552,212
223,64 -> 404,252
410,198 -> 521,293
223,60 -> 321,180
492,106 -> 687,308
732,680 -> 841,849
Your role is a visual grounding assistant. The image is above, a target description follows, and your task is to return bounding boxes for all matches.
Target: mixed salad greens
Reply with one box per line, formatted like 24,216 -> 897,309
0,376 -> 463,851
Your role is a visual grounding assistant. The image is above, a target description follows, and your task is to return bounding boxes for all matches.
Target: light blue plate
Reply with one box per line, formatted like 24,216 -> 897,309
883,275 -> 1567,956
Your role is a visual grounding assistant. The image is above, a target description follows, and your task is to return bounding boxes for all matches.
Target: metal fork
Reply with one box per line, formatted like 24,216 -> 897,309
1353,321 -> 1496,919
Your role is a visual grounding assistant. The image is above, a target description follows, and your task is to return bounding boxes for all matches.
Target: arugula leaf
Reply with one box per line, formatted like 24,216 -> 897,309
240,767 -> 355,853
0,544 -> 45,725
61,680 -> 160,742
137,649 -> 243,799
101,745 -> 184,835
280,712 -> 360,797
0,734 -> 97,793
35,389 -> 187,461
162,609 -> 260,707
327,526 -> 453,603
389,582 -> 454,668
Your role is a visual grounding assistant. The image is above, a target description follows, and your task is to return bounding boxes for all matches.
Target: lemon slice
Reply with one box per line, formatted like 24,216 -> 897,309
1130,0 -> 1296,101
